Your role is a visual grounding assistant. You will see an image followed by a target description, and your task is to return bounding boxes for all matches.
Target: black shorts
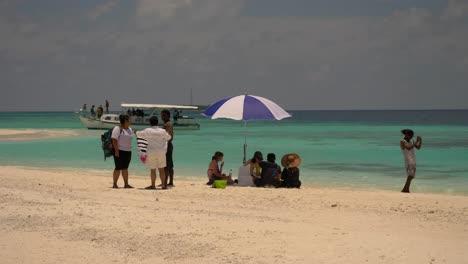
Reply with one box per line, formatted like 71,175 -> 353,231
114,150 -> 132,170
165,142 -> 174,168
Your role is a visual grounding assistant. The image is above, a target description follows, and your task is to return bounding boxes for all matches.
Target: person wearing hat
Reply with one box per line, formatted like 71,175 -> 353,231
278,153 -> 302,188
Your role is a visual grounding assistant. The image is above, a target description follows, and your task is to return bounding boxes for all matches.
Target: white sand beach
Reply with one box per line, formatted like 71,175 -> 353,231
0,166 -> 467,264
0,129 -> 81,141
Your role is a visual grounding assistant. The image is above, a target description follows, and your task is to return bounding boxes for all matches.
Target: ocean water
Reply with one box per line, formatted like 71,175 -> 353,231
0,110 -> 467,194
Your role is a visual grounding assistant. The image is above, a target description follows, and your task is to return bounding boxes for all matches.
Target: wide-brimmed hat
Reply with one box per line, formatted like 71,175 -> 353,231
281,153 -> 302,168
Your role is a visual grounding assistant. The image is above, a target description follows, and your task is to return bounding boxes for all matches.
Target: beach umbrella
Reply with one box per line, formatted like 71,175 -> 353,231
202,94 -> 292,163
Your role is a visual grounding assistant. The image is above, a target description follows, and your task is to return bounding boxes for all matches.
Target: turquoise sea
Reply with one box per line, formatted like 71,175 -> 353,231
0,110 -> 467,194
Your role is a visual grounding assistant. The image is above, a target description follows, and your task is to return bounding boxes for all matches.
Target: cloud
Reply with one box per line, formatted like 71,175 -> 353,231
0,0 -> 467,110
442,0 -> 468,20
86,0 -> 119,21
134,0 -> 244,28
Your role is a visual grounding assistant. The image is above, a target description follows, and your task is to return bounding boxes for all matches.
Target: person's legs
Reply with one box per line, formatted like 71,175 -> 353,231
401,176 -> 414,193
158,168 -> 167,189
112,170 -> 120,188
149,169 -> 157,188
122,169 -> 133,188
401,165 -> 416,193
166,144 -> 174,186
167,168 -> 174,186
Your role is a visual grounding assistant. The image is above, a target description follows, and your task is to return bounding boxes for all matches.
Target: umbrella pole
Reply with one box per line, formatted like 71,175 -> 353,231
243,121 -> 247,164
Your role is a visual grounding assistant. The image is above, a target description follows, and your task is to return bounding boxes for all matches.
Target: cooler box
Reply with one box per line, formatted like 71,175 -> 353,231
237,165 -> 255,186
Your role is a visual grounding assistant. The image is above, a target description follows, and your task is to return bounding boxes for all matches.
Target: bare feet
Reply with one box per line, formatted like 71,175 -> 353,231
145,185 -> 156,190
124,185 -> 134,189
112,184 -> 118,189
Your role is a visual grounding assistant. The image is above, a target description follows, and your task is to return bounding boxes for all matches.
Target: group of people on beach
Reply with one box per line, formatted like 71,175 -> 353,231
110,110 -> 175,190
109,110 -> 423,193
83,100 -> 110,119
207,129 -> 423,193
207,151 -> 302,189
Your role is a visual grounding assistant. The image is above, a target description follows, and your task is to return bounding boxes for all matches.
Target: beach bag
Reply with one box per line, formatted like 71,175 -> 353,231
101,127 -> 121,160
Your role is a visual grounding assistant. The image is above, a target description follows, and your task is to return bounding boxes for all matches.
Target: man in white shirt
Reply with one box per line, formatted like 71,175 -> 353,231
136,116 -> 172,190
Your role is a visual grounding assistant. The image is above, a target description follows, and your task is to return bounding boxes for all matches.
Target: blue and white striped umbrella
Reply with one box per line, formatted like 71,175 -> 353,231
203,94 -> 292,162
202,94 -> 291,121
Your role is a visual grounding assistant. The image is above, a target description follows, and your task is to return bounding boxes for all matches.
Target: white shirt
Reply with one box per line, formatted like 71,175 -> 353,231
401,139 -> 416,165
111,126 -> 133,152
136,126 -> 171,154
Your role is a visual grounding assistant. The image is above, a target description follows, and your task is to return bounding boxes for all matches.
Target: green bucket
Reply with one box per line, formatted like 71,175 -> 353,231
212,180 -> 227,189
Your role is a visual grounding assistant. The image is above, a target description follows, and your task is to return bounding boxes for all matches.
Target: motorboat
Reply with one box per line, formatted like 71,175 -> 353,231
78,103 -> 201,130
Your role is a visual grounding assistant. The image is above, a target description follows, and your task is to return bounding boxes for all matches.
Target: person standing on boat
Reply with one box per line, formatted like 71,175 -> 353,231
111,114 -> 134,189
105,100 -> 110,113
90,105 -> 96,117
97,105 -> 104,119
161,110 -> 175,187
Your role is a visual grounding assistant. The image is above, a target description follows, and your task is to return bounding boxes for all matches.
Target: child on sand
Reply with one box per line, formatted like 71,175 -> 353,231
400,129 -> 423,193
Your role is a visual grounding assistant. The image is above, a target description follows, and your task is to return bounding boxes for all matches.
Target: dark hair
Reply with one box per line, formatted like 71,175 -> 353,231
161,109 -> 171,118
149,116 -> 158,126
212,151 -> 224,160
401,129 -> 414,136
251,151 -> 263,163
119,114 -> 130,125
267,153 -> 276,162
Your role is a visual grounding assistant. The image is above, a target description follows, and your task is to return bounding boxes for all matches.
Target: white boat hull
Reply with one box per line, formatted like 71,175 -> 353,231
78,116 -> 200,130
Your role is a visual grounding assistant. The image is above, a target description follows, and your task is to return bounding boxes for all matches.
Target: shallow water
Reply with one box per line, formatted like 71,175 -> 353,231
0,110 -> 467,194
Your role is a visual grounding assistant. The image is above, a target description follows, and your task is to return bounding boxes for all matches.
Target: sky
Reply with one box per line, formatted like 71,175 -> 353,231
0,0 -> 467,111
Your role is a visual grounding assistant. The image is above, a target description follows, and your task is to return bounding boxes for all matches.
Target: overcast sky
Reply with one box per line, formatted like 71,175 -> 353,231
1,0 -> 467,111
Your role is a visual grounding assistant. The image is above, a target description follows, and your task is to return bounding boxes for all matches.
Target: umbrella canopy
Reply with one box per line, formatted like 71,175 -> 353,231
202,94 -> 291,121
203,94 -> 291,162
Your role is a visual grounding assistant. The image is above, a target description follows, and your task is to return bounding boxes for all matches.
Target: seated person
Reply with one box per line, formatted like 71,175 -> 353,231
244,151 -> 264,178
279,167 -> 301,188
278,154 -> 302,188
207,151 -> 235,185
254,153 -> 282,187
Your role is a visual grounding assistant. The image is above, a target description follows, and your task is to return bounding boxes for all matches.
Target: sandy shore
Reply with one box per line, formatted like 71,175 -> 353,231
0,129 -> 81,141
0,166 -> 467,264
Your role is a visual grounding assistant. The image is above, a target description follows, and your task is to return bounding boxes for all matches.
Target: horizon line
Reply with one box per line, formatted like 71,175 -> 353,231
1,108 -> 467,113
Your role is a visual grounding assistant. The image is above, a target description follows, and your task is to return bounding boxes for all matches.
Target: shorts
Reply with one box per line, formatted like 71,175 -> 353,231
114,150 -> 132,170
406,164 -> 416,177
146,152 -> 166,169
165,142 -> 174,168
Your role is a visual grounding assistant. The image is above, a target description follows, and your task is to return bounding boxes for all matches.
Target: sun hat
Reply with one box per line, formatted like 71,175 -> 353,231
281,153 -> 302,168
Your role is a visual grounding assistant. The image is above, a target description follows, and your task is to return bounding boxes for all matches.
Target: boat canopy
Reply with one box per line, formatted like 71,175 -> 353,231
121,103 -> 198,110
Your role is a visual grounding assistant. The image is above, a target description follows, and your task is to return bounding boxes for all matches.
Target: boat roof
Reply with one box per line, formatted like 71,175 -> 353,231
121,103 -> 198,110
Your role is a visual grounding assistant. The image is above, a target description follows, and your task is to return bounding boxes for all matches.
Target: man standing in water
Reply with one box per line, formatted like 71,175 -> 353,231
161,110 -> 175,187
400,129 -> 422,193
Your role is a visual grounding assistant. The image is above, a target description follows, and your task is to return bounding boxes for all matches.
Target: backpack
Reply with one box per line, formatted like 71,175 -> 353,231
101,127 -> 122,160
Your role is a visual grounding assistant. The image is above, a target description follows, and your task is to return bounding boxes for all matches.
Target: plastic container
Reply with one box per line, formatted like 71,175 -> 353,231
212,180 -> 227,189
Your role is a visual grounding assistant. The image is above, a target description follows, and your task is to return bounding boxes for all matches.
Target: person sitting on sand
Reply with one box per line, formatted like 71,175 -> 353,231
254,153 -> 282,187
278,154 -> 302,189
400,129 -> 422,193
207,151 -> 235,185
244,151 -> 263,179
